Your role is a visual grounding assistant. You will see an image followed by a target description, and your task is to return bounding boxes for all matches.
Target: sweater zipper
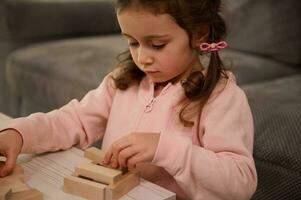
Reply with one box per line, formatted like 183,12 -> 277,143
143,82 -> 172,113
144,97 -> 156,113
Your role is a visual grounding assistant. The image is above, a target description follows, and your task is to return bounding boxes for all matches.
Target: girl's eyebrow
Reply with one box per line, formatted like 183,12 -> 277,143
122,32 -> 169,39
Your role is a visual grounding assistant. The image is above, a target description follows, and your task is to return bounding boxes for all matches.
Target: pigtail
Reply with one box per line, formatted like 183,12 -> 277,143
179,2 -> 228,127
179,51 -> 226,127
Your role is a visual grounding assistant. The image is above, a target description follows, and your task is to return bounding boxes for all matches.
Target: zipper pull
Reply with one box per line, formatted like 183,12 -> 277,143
144,98 -> 156,113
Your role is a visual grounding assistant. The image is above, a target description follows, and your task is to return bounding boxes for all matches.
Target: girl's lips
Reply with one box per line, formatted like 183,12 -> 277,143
145,71 -> 159,74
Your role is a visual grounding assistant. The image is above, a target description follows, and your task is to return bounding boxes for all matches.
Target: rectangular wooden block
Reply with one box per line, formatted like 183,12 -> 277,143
74,163 -> 122,185
9,188 -> 43,200
106,171 -> 140,200
84,147 -> 105,164
84,147 -> 128,174
63,175 -> 106,200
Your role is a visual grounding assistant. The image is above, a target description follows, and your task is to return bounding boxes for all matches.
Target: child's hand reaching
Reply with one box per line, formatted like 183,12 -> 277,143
0,129 -> 23,177
102,133 -> 160,169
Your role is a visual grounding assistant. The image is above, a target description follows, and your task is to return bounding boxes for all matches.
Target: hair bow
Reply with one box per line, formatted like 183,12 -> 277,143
199,41 -> 228,52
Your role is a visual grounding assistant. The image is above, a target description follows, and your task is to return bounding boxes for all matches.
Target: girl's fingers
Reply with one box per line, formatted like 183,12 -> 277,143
103,147 -> 120,169
126,153 -> 145,169
103,138 -> 131,167
118,147 -> 138,168
109,138 -> 132,167
112,139 -> 131,158
111,146 -> 120,168
0,150 -> 17,177
0,151 -> 6,177
0,131 -> 22,177
102,148 -> 113,165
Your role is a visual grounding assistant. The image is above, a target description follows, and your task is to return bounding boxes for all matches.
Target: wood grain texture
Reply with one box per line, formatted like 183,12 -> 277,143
63,175 -> 106,200
84,147 -> 128,174
84,147 -> 105,164
74,163 -> 122,185
0,162 -> 43,200
9,189 -> 43,200
106,170 -> 140,200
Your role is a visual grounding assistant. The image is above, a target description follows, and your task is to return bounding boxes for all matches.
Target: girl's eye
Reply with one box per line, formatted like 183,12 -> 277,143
152,44 -> 166,50
129,42 -> 139,47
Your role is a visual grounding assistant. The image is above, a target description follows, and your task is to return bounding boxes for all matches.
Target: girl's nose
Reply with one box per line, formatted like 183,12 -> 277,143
137,48 -> 153,65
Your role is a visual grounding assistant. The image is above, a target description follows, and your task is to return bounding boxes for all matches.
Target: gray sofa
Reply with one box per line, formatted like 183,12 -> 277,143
0,0 -> 119,115
1,0 -> 301,199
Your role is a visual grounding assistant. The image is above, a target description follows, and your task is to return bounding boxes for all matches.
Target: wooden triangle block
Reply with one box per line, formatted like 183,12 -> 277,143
0,162 -> 43,200
2,178 -> 30,193
0,186 -> 12,200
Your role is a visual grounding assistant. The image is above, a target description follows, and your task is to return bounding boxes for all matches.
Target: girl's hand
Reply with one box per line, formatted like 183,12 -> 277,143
0,129 -> 23,177
102,133 -> 160,169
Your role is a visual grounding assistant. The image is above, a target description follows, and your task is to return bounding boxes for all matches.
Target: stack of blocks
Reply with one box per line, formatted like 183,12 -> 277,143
63,147 -> 140,200
0,162 -> 43,200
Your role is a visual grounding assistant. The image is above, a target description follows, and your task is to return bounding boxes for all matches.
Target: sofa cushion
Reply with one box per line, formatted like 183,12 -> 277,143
6,34 -> 127,114
4,0 -> 119,39
224,0 -> 301,66
243,74 -> 301,200
220,49 -> 300,85
6,33 -> 300,115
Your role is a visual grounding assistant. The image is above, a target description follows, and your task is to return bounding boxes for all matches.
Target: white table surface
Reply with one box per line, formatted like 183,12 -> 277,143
0,113 -> 176,200
0,112 -> 11,127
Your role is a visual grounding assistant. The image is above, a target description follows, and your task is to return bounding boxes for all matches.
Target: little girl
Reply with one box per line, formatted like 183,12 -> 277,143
0,0 -> 257,199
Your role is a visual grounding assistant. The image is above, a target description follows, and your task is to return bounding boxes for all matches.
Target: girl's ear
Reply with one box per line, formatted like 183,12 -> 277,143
193,25 -> 209,48
195,35 -> 208,48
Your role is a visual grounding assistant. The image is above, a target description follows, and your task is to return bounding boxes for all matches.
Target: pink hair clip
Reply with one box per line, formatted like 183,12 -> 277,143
199,41 -> 228,52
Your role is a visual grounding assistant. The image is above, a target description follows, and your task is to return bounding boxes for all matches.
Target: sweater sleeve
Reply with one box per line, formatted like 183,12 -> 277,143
0,75 -> 116,153
152,78 -> 257,200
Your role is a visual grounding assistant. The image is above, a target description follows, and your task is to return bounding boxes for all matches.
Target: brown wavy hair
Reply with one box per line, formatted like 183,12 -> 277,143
113,0 -> 228,127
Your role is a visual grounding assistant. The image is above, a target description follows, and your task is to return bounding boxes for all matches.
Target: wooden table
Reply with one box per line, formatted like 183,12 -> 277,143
0,113 -> 176,200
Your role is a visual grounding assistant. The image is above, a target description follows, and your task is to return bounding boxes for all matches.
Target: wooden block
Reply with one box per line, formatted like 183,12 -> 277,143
0,163 -> 43,199
0,176 -> 29,193
105,170 -> 140,200
74,163 -> 122,185
84,147 -> 128,174
84,147 -> 105,164
63,175 -> 106,200
9,188 -> 43,200
9,179 -> 30,193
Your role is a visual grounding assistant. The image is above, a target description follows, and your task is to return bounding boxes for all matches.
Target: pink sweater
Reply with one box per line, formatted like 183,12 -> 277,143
2,72 -> 257,200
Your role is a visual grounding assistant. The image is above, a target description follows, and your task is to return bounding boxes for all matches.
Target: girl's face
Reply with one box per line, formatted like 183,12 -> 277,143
117,8 -> 202,84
